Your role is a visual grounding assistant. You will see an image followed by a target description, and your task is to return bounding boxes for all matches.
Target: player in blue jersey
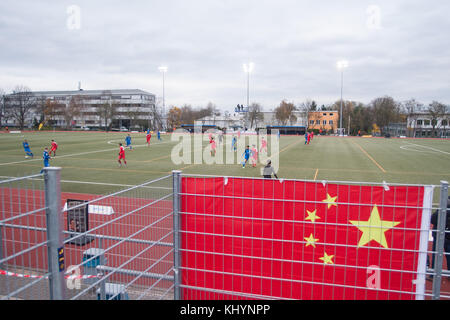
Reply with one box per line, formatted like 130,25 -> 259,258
22,139 -> 34,158
231,136 -> 237,152
242,145 -> 252,168
157,130 -> 161,141
40,147 -> 51,173
125,134 -> 132,150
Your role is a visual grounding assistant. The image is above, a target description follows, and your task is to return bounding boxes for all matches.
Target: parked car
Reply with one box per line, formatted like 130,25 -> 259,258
120,127 -> 128,132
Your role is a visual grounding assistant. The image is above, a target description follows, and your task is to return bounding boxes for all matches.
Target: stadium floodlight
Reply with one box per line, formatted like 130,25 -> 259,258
243,62 -> 254,108
158,66 -> 168,120
337,60 -> 349,70
337,60 -> 348,136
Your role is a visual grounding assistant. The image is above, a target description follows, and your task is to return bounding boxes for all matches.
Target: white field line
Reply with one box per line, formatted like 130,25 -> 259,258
400,145 -> 437,154
402,143 -> 450,156
0,140 -> 173,167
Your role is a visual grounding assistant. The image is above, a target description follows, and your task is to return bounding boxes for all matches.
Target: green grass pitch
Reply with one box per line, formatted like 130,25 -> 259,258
0,131 -> 449,196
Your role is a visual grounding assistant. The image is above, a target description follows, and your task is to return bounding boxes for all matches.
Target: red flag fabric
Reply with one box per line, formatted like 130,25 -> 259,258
180,177 -> 426,300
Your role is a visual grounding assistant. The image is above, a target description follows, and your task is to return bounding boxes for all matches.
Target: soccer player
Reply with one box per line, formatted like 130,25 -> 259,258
118,143 -> 127,167
22,139 -> 34,158
307,132 -> 311,144
157,130 -> 161,141
231,136 -> 237,152
260,136 -> 267,153
210,137 -> 216,156
242,145 -> 251,168
40,147 -> 51,173
250,144 -> 258,168
125,134 -> 132,150
50,140 -> 58,156
304,132 -> 309,145
146,130 -> 152,147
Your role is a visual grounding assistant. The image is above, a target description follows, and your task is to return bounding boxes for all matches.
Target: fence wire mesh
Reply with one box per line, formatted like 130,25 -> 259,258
62,175 -> 174,300
0,173 -> 49,300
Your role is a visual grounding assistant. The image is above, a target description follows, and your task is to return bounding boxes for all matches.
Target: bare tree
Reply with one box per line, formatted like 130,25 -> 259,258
428,101 -> 447,137
0,88 -> 5,127
244,103 -> 264,129
65,95 -> 84,129
369,96 -> 401,134
402,99 -> 423,137
3,85 -> 35,130
275,100 -> 297,126
148,102 -> 164,130
44,98 -> 64,127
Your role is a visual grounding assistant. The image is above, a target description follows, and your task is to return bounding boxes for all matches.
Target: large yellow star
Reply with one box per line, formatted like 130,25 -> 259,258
319,252 -> 334,265
349,205 -> 400,248
322,194 -> 337,209
304,233 -> 319,248
305,209 -> 320,223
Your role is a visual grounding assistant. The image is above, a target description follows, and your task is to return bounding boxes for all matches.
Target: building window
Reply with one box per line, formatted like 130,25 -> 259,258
323,113 -> 327,116
442,120 -> 448,126
417,120 -> 423,125
310,120 -> 314,125
323,120 -> 327,125
316,120 -> 320,124
329,113 -> 333,116
329,120 -> 333,125
424,120 -> 430,126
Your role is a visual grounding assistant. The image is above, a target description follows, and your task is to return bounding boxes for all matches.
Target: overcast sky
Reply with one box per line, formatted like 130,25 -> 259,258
0,0 -> 449,112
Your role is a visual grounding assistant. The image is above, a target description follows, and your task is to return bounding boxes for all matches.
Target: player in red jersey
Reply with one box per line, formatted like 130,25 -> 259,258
50,140 -> 58,156
118,143 -> 127,167
209,137 -> 216,156
250,144 -> 258,167
146,130 -> 152,147
260,136 -> 267,153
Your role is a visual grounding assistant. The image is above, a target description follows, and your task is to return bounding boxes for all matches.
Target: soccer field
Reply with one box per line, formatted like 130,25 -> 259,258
0,131 -> 449,195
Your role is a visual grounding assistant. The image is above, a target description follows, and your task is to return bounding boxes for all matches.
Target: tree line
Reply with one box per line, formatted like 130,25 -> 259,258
1,85 -> 448,135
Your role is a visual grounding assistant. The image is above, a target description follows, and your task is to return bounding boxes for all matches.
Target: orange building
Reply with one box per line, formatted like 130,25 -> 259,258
308,111 -> 339,132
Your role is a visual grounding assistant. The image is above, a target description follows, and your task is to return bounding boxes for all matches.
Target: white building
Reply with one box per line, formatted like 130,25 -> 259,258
3,89 -> 157,130
407,112 -> 449,138
197,111 -> 307,131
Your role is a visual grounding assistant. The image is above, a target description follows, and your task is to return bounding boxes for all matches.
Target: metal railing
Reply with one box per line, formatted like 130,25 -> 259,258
1,169 -> 448,300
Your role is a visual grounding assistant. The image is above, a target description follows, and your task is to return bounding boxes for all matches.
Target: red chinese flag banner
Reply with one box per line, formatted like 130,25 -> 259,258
180,177 -> 432,300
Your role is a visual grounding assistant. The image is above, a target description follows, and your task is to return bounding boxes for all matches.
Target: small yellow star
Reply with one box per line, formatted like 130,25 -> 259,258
322,194 -> 337,209
319,252 -> 334,265
305,209 -> 320,223
349,205 -> 400,248
304,233 -> 319,248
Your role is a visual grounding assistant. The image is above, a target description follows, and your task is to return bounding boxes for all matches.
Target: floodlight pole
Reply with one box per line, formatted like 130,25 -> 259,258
247,70 -> 250,109
340,69 -> 344,135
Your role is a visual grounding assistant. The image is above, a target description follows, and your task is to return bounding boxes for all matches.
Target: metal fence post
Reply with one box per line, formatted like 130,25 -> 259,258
0,224 -> 3,269
432,180 -> 448,300
172,170 -> 182,300
44,167 -> 66,300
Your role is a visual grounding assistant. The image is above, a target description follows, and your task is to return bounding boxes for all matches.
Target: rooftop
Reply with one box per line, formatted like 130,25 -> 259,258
15,89 -> 155,96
